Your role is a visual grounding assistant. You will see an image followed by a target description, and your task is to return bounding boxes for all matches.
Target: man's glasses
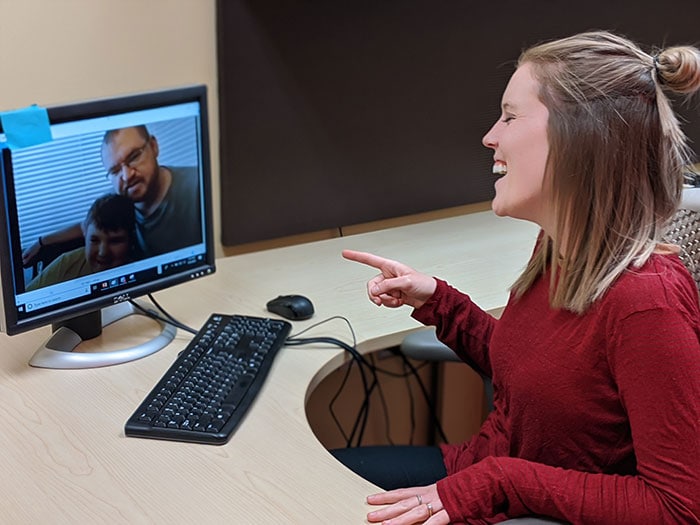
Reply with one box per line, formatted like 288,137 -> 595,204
106,138 -> 151,178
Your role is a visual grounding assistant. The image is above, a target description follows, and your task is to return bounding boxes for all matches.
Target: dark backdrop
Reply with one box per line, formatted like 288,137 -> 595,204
217,0 -> 700,245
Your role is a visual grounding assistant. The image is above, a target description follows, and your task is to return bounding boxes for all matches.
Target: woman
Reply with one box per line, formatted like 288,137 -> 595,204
341,31 -> 700,524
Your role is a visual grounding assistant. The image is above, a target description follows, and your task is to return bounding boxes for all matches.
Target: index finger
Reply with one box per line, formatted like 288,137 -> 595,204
367,487 -> 420,505
342,249 -> 392,271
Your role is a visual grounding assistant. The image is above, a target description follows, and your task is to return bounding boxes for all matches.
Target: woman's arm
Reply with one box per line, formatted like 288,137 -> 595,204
412,278 -> 499,378
436,306 -> 700,524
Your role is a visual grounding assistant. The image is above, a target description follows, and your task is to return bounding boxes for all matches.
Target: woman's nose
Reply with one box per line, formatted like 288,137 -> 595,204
482,123 -> 498,149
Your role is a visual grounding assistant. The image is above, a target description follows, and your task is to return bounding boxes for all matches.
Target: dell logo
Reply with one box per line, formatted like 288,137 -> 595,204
113,294 -> 131,304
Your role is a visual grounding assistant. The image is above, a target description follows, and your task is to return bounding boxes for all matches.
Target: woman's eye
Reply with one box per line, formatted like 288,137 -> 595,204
502,115 -> 515,124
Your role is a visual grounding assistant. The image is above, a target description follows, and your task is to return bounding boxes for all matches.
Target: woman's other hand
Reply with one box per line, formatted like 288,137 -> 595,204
366,485 -> 448,524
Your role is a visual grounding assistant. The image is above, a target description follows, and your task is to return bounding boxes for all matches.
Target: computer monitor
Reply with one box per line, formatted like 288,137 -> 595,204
0,85 -> 215,369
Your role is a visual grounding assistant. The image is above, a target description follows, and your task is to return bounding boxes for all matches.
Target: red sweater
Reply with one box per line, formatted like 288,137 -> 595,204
412,253 -> 700,524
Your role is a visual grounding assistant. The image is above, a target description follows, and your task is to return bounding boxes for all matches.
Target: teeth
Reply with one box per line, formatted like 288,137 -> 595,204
492,163 -> 508,176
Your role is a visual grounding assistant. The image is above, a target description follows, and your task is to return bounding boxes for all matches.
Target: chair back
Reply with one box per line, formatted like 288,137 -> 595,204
662,208 -> 700,292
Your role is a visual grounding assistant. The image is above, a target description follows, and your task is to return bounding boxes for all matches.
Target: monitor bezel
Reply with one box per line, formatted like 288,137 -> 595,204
0,84 -> 216,336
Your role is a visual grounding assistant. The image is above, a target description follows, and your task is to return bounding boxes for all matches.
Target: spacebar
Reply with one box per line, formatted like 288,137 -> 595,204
222,372 -> 256,409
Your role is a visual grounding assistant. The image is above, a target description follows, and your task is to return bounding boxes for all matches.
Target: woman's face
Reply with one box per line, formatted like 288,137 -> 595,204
482,63 -> 551,229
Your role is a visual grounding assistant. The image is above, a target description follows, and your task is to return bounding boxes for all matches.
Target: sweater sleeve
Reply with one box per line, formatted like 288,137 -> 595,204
435,305 -> 700,524
411,279 -> 499,378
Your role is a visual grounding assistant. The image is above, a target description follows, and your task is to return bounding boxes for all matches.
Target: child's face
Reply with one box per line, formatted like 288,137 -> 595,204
84,223 -> 131,273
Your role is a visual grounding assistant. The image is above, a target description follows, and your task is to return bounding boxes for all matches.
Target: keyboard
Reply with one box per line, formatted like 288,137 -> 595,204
125,313 -> 292,444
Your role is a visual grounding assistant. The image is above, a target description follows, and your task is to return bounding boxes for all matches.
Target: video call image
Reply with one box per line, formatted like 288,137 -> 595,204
13,116 -> 203,293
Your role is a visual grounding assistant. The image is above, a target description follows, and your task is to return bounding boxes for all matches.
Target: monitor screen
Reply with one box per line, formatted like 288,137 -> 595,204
0,85 -> 215,355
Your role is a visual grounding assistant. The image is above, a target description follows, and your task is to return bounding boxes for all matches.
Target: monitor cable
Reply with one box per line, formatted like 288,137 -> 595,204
128,294 -> 198,335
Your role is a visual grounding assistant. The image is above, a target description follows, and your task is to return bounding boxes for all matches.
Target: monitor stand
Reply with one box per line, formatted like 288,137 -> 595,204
29,300 -> 177,369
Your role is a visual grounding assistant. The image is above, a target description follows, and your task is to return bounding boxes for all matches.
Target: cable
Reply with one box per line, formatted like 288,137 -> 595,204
286,335 -> 377,447
327,358 -> 357,444
397,350 -> 450,444
147,293 -> 197,332
287,318 -> 450,447
289,315 -> 357,346
369,352 -> 395,445
128,296 -> 198,335
289,316 -> 375,445
400,355 -> 418,445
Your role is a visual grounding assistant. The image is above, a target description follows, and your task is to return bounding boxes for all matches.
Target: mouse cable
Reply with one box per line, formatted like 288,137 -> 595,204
287,315 -> 430,378
289,315 -> 358,347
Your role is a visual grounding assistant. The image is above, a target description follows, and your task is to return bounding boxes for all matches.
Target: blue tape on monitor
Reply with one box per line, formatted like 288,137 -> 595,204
0,104 -> 52,149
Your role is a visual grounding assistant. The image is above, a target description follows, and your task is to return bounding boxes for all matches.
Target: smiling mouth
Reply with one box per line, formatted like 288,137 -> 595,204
122,180 -> 143,194
492,162 -> 508,176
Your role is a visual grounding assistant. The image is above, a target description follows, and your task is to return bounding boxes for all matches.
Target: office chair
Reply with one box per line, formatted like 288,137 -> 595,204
400,191 -> 700,525
663,207 -> 700,289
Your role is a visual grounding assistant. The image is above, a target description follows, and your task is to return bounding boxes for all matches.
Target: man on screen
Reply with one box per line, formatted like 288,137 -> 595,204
101,125 -> 202,256
22,124 -> 202,266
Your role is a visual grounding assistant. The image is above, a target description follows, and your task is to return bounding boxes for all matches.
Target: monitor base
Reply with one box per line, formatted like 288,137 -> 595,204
29,300 -> 177,369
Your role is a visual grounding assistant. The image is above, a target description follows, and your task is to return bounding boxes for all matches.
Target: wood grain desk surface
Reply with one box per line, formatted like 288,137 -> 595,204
0,211 -> 538,524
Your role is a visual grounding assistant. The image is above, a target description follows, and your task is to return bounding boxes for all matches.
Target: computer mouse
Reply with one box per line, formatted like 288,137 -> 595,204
266,294 -> 315,321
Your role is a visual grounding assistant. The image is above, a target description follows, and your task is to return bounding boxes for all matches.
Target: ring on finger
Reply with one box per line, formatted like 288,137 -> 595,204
426,502 -> 434,518
416,494 -> 422,505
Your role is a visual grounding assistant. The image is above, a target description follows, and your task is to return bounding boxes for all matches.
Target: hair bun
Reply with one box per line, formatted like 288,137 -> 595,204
655,46 -> 700,94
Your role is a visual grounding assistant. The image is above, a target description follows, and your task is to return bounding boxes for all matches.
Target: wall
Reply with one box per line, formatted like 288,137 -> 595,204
0,0 -> 221,253
218,0 -> 700,246
6,1 -> 696,257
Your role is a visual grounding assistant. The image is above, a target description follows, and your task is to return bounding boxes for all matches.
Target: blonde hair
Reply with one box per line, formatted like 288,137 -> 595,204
511,31 -> 700,313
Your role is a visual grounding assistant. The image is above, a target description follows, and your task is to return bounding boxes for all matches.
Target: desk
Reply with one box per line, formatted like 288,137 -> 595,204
0,211 -> 538,524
